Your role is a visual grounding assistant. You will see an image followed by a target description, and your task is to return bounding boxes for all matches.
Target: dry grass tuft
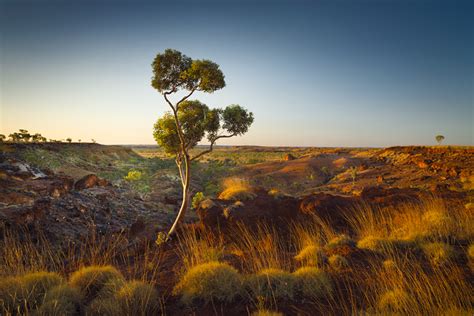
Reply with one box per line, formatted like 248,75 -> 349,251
173,261 -> 242,305
246,268 -> 295,301
69,265 -> 124,302
421,242 -> 457,266
294,245 -> 327,267
328,255 -> 349,271
115,280 -> 159,315
251,310 -> 284,316
377,289 -> 410,312
218,177 -> 257,201
356,236 -> 393,252
39,284 -> 83,315
293,267 -> 333,301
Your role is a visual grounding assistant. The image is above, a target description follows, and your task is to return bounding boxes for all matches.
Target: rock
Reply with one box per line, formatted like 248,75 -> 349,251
377,175 -> 384,184
74,174 -> 109,190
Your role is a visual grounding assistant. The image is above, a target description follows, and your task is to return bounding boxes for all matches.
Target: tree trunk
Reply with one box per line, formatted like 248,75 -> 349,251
167,153 -> 190,237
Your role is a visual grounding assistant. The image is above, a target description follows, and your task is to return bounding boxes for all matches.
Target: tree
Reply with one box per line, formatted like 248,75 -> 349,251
18,129 -> 31,142
435,135 -> 445,145
66,138 -> 72,143
0,134 -> 5,142
32,133 -> 46,142
151,49 -> 253,238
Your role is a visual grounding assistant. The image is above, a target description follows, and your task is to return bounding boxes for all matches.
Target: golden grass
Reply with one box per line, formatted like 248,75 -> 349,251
251,310 -> 284,316
328,255 -> 349,271
218,177 -> 257,200
69,266 -> 124,301
293,266 -> 333,301
294,245 -> 327,267
245,268 -> 295,301
39,284 -> 83,315
173,261 -> 242,305
421,242 -> 458,266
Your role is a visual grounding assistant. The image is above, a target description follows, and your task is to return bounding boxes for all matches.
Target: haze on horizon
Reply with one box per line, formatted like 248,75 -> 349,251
0,0 -> 472,147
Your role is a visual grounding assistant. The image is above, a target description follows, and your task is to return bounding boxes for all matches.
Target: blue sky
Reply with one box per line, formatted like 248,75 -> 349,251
0,0 -> 472,146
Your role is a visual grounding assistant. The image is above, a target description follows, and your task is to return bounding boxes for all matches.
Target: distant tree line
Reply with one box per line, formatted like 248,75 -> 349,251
0,129 -> 91,143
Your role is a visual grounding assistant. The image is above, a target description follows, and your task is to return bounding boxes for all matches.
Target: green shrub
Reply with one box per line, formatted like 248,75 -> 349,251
293,267 -> 333,300
246,268 -> 295,301
421,242 -> 457,266
377,289 -> 410,312
124,170 -> 142,181
294,245 -> 327,267
38,284 -> 83,315
173,261 -> 242,305
69,266 -> 124,302
116,281 -> 159,315
191,192 -> 205,209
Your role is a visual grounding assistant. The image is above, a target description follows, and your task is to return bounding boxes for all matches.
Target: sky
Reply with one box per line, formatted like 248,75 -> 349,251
0,0 -> 473,147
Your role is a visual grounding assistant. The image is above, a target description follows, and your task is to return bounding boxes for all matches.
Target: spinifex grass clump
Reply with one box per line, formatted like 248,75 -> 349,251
173,261 -> 242,305
218,178 -> 257,201
0,271 -> 63,314
292,267 -> 333,301
421,242 -> 458,266
294,245 -> 327,267
69,265 -> 124,302
38,284 -> 83,315
245,268 -> 295,301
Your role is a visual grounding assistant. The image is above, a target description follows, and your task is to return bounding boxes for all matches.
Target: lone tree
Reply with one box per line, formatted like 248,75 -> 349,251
435,135 -> 445,145
151,49 -> 253,238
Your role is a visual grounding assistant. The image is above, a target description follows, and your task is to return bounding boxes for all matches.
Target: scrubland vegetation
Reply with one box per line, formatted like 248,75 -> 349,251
1,195 -> 472,315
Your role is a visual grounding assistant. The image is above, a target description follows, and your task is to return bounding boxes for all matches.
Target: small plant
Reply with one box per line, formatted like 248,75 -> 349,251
245,268 -> 295,301
39,284 -> 83,315
173,261 -> 242,305
124,170 -> 143,181
69,265 -> 124,301
328,255 -> 349,271
325,234 -> 355,253
294,245 -> 327,267
357,236 -> 393,253
349,166 -> 357,185
116,281 -> 159,315
293,267 -> 333,301
191,192 -> 205,209
377,289 -> 410,312
421,242 -> 457,266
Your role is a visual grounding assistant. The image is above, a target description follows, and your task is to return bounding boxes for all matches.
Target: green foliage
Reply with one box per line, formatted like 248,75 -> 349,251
151,49 -> 225,93
191,192 -> 205,209
0,134 -> 5,142
222,104 -> 254,136
173,261 -> 242,305
69,266 -> 124,302
435,134 -> 445,145
124,170 -> 142,181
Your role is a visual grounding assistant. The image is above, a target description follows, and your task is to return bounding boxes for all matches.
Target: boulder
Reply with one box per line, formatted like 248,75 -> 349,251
74,174 -> 109,190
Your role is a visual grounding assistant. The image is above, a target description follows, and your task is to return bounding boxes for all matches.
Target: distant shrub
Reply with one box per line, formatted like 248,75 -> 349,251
328,255 -> 349,271
124,170 -> 142,181
116,281 -> 159,315
377,289 -> 410,312
173,261 -> 241,305
294,245 -> 327,267
69,266 -> 124,301
421,242 -> 457,266
246,268 -> 295,300
39,284 -> 83,315
293,267 -> 333,301
218,178 -> 256,201
191,192 -> 205,209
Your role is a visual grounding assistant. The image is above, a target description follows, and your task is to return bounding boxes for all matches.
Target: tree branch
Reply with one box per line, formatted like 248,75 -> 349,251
176,87 -> 197,111
191,133 -> 236,161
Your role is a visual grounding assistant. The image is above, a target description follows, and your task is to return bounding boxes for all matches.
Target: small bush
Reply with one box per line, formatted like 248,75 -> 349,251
377,289 -> 410,312
420,210 -> 456,239
86,297 -> 121,316
116,281 -> 159,315
39,284 -> 83,315
69,266 -> 124,301
124,170 -> 142,181
382,259 -> 397,271
173,261 -> 241,305
293,267 -> 333,301
246,268 -> 295,300
421,242 -> 457,266
191,192 -> 205,209
294,245 -> 327,267
328,255 -> 349,271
